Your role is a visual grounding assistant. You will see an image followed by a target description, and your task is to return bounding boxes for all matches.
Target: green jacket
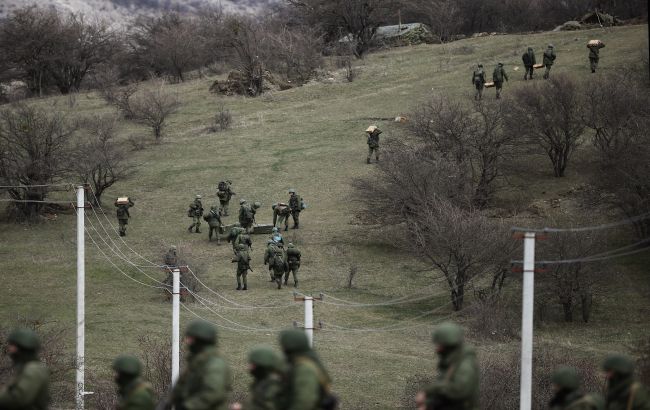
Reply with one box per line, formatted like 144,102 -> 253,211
232,251 -> 251,272
246,374 -> 282,410
0,357 -> 49,410
493,66 -> 508,83
605,377 -> 650,410
289,195 -> 303,212
425,345 -> 479,410
203,209 -> 222,228
544,48 -> 557,66
189,200 -> 204,217
287,247 -> 301,268
472,69 -> 485,85
117,378 -> 155,410
550,390 -> 604,410
284,355 -> 328,410
588,43 -> 605,59
172,346 -> 232,410
115,199 -> 135,220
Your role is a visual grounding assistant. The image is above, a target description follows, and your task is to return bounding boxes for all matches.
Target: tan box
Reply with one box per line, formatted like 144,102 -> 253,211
533,63 -> 544,69
116,197 -> 130,205
588,39 -> 602,47
484,82 -> 495,88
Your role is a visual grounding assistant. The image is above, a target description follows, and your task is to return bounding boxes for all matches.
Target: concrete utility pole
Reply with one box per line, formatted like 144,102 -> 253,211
519,232 -> 536,410
294,293 -> 323,347
172,268 -> 180,385
76,186 -> 85,410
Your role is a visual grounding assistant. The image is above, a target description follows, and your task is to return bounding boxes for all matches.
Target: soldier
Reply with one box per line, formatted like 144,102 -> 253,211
114,197 -> 135,237
285,243 -> 301,288
365,125 -> 381,164
231,346 -> 284,410
112,355 -> 155,410
217,180 -> 235,216
278,329 -> 336,410
232,243 -> 252,290
522,47 -> 536,80
602,353 -> 650,409
549,367 -> 603,410
239,199 -> 255,233
272,203 -> 290,232
543,44 -> 556,79
187,195 -> 204,233
472,64 -> 486,100
264,240 -> 287,289
251,202 -> 262,228
171,321 -> 232,409
588,41 -> 605,73
164,245 -> 178,267
204,205 -> 223,244
0,328 -> 49,409
492,63 -> 508,99
228,224 -> 252,255
417,322 -> 479,410
288,189 -> 304,229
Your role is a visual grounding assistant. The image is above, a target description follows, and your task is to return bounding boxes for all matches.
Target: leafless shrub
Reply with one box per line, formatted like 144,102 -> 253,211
465,297 -> 518,341
116,83 -> 180,141
137,335 -> 172,399
224,16 -> 267,97
127,135 -> 147,151
209,104 -> 233,133
266,25 -> 323,85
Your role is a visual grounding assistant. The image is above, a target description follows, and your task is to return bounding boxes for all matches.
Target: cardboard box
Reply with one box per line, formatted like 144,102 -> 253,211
588,39 -> 602,47
533,63 -> 544,69
484,82 -> 495,88
116,197 -> 130,205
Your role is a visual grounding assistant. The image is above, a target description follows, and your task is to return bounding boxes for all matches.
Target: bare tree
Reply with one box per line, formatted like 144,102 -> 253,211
401,0 -> 461,42
0,104 -> 76,219
266,25 -> 324,84
509,74 -> 584,177
224,16 -> 268,96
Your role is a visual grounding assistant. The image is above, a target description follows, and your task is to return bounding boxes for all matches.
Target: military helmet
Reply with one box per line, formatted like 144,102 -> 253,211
548,44 -> 554,48
288,188 -> 296,194
112,355 -> 142,376
253,202 -> 261,209
478,63 -> 483,68
602,354 -> 635,375
272,227 -> 279,233
248,345 -> 282,370
272,203 -> 277,210
170,245 -> 177,250
280,329 -> 310,354
432,322 -> 464,347
551,367 -> 580,390
498,62 -> 503,66
7,328 -> 40,351
288,243 -> 295,248
185,320 -> 217,344
240,199 -> 246,204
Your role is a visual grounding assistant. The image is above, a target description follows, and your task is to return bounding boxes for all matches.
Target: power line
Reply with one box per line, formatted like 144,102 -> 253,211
512,237 -> 650,265
318,289 -> 448,308
0,183 -> 74,189
0,199 -> 73,204
511,212 -> 650,233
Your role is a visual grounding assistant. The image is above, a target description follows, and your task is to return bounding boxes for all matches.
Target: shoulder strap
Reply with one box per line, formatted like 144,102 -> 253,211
627,382 -> 640,410
296,356 -> 331,392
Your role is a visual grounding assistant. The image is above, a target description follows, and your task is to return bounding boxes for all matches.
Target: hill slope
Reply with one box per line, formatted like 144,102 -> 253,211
0,25 -> 649,408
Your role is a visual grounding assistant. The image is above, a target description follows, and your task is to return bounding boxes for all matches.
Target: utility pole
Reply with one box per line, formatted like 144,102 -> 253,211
294,293 -> 323,347
75,186 -> 86,410
519,232 -> 536,410
171,268 -> 180,385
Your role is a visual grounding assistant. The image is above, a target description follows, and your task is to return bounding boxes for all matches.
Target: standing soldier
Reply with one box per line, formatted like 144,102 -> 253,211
112,355 -> 155,410
602,354 -> 650,409
587,41 -> 605,73
171,321 -> 232,409
164,245 -> 178,267
228,224 -> 252,255
416,322 -> 479,410
288,189 -> 304,229
0,328 -> 49,409
251,202 -> 262,228
217,180 -> 235,217
187,195 -> 204,233
365,125 -> 381,164
272,203 -> 291,232
549,367 -> 603,410
204,205 -> 223,244
285,243 -> 301,288
278,329 -> 336,410
492,63 -> 508,99
543,44 -> 556,79
264,240 -> 287,289
522,47 -> 536,80
114,197 -> 135,237
239,199 -> 255,233
472,64 -> 486,100
232,243 -> 252,290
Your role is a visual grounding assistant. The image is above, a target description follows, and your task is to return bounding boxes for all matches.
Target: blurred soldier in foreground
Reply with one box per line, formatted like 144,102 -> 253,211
187,195 -> 204,233
170,321 -> 232,409
365,125 -> 381,164
115,197 -> 135,237
0,328 -> 49,409
204,205 -> 223,244
285,243 -> 301,287
549,366 -> 603,410
472,64 -> 486,100
492,63 -> 508,99
543,44 -> 556,79
522,47 -> 536,80
217,180 -> 235,217
232,243 -> 252,290
113,355 -> 155,410
230,346 -> 284,410
417,322 -> 478,410
602,354 -> 650,410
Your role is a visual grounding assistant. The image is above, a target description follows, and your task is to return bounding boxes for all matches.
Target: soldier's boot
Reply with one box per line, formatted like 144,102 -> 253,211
188,224 -> 193,233
376,155 -> 379,162
236,277 -> 242,290
242,276 -> 248,290
283,272 -> 289,285
284,226 -> 289,232
366,157 -> 371,164
242,285 -> 247,290
294,280 -> 298,287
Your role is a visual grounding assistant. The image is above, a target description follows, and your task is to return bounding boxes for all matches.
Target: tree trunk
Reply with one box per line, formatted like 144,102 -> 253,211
581,292 -> 592,323
562,300 -> 573,322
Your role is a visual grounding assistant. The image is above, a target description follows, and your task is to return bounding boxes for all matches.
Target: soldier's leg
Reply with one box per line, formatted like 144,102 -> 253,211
292,211 -> 299,229
242,272 -> 247,290
275,270 -> 283,289
236,271 -> 242,290
544,66 -> 550,79
529,66 -> 534,79
119,220 -> 126,236
292,267 -> 299,287
283,269 -> 289,285
590,58 -> 597,73
194,217 -> 201,233
367,146 -> 372,164
375,146 -> 379,161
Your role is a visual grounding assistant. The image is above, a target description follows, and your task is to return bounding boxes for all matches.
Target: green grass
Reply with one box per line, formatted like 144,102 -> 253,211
1,24 -> 649,408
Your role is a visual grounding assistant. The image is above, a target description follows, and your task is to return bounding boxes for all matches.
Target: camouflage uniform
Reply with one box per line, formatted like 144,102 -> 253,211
172,321 -> 232,410
602,354 -> 650,410
0,328 -> 49,409
228,225 -> 252,255
113,355 -> 155,410
188,195 -> 204,233
244,346 -> 284,410
366,126 -> 381,164
588,42 -> 605,73
164,246 -> 178,267
424,322 -> 479,410
115,198 -> 135,237
216,181 -> 235,216
272,203 -> 290,232
232,244 -> 251,290
492,63 -> 508,99
522,48 -> 536,80
279,329 -> 335,410
203,206 -> 223,243
264,240 -> 287,289
284,243 -> 301,287
472,65 -> 486,100
288,190 -> 303,229
549,367 -> 603,410
543,44 -> 556,79
239,199 -> 255,233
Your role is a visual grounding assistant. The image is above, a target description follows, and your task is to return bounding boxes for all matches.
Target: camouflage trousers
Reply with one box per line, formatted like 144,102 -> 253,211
236,269 -> 248,289
208,226 -> 220,242
276,214 -> 289,231
188,216 -> 201,232
367,146 -> 379,162
543,65 -> 552,79
272,266 -> 285,289
219,200 -> 230,216
590,57 -> 599,72
524,65 -> 534,80
291,210 -> 300,228
495,81 -> 504,99
118,218 -> 128,236
284,265 -> 299,287
474,82 -> 484,100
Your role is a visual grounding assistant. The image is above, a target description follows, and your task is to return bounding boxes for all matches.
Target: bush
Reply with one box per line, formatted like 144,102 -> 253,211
209,104 -> 233,133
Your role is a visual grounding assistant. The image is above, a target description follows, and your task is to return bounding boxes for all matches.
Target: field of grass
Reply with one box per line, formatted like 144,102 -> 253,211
1,24 -> 649,408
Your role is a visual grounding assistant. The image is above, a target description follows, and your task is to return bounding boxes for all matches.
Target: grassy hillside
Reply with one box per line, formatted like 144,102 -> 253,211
1,24 -> 649,408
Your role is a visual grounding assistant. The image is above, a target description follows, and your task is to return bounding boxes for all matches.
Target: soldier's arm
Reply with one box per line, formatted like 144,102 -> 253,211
427,358 -> 477,401
0,363 -> 47,407
123,389 -> 155,410
183,359 -> 230,410
287,364 -> 320,410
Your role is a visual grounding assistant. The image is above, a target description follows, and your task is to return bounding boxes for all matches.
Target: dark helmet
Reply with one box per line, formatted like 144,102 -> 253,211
112,355 -> 142,376
287,243 -> 295,248
602,354 -> 635,375
248,346 -> 282,371
279,329 -> 310,354
432,322 -> 464,347
498,62 -> 504,66
478,63 -> 483,68
551,366 -> 580,390
8,328 -> 40,351
253,202 -> 261,209
185,320 -> 217,344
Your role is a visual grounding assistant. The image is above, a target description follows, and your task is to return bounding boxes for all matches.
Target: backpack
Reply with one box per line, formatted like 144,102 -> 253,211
218,181 -> 228,191
269,246 -> 284,269
242,204 -> 254,222
296,357 -> 339,410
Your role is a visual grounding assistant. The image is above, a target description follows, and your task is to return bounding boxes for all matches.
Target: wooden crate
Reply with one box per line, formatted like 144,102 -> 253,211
484,82 -> 495,88
116,197 -> 130,205
533,63 -> 544,69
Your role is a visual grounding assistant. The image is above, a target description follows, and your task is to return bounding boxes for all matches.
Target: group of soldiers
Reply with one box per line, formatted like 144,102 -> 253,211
3,321 -> 648,409
471,41 -> 605,100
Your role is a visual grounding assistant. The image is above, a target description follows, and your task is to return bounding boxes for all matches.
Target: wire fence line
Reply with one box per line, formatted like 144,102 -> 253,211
511,212 -> 650,233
